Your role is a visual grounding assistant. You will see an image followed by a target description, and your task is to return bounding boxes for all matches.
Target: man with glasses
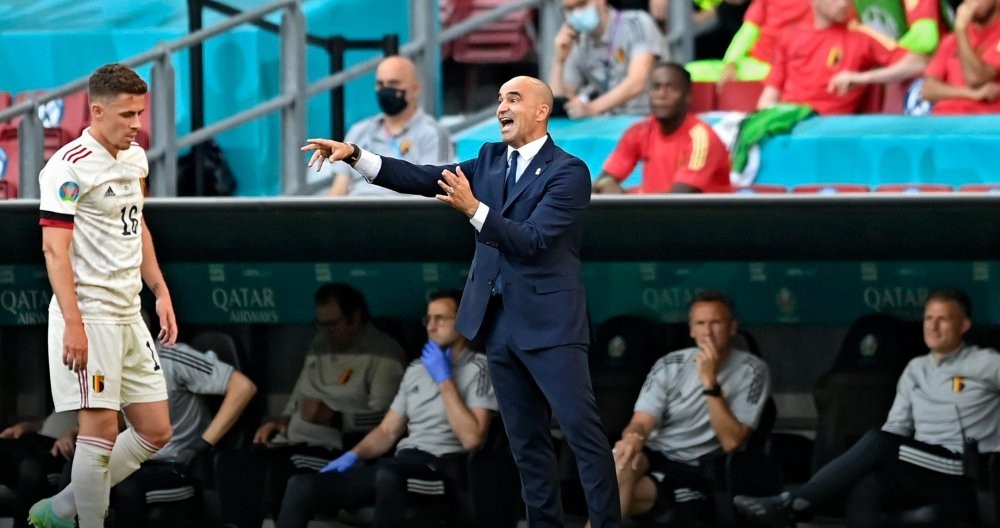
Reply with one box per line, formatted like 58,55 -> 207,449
249,283 -> 405,522
275,289 -> 498,528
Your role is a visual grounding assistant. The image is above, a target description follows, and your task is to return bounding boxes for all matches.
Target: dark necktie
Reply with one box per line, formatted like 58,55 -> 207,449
493,150 -> 520,297
503,150 -> 519,203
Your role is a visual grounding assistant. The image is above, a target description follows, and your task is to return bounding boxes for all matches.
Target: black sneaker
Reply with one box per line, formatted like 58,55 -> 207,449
733,492 -> 794,525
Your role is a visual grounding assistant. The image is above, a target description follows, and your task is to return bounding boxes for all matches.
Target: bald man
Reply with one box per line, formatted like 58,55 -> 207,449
323,55 -> 454,196
303,76 -> 622,527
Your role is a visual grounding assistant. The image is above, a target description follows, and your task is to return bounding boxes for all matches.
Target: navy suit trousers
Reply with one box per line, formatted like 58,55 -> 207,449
484,296 -> 621,528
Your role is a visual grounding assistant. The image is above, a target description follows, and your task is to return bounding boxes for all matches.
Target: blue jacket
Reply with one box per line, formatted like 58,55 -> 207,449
374,135 -> 592,350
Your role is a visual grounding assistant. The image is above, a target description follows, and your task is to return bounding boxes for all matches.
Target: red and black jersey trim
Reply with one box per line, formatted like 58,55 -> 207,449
62,145 -> 93,164
39,210 -> 74,229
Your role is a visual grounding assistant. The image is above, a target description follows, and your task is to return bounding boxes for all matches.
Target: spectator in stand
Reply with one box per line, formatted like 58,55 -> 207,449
686,0 -> 813,83
322,56 -> 454,197
757,0 -> 928,115
551,0 -> 666,118
852,0 -> 952,56
921,0 -> 1000,114
594,63 -> 732,194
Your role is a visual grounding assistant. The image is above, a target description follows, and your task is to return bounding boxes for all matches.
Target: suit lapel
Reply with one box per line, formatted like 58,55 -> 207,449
492,147 -> 508,208
502,136 -> 554,213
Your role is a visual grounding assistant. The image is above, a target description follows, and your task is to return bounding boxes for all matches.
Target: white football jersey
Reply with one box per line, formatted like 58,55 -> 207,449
39,128 -> 148,322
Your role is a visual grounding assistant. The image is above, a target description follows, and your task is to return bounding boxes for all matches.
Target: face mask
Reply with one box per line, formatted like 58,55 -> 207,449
567,4 -> 600,34
376,86 -> 408,116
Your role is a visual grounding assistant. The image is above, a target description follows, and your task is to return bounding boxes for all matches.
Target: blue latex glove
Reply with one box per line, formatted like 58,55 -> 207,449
320,451 -> 359,474
421,341 -> 452,384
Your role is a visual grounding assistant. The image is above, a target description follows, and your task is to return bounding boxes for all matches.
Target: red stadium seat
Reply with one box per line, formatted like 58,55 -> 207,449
452,0 -> 535,63
3,90 -> 90,158
792,184 -> 870,193
0,139 -> 20,199
717,81 -> 764,112
135,91 -> 152,149
0,91 -> 13,138
735,184 -> 787,194
690,82 -> 716,113
440,0 -> 474,60
959,184 -> 1000,193
875,184 -> 952,193
880,82 -> 906,114
856,83 -> 884,114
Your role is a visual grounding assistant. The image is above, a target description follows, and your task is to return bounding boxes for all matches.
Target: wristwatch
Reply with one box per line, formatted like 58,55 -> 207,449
702,383 -> 723,397
344,143 -> 361,166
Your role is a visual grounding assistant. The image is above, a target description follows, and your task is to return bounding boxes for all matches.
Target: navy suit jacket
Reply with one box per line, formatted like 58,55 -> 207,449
374,135 -> 592,350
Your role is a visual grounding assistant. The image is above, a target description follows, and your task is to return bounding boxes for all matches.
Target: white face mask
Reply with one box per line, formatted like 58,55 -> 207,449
567,3 -> 600,33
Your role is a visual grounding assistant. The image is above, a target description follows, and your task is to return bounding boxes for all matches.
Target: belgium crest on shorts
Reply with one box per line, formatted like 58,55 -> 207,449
92,371 -> 105,393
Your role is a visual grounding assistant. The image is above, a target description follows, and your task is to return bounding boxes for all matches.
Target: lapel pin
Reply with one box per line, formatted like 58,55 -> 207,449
535,168 -> 541,175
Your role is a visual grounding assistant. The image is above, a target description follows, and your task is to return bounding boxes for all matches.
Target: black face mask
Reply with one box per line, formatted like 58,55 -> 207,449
376,87 -> 408,116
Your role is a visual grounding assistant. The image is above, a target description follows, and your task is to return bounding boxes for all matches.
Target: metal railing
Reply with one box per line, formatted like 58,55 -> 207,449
5,0 -> 694,198
0,0 -> 306,198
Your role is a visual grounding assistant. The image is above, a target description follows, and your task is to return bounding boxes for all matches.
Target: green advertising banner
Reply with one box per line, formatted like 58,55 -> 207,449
0,261 -> 995,327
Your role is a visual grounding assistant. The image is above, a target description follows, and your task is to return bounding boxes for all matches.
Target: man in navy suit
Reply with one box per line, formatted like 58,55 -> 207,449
302,76 -> 620,527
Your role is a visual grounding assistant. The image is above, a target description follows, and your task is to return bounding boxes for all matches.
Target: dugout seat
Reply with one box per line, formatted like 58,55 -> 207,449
133,332 -> 252,528
717,81 -> 764,112
812,314 -> 923,471
0,91 -> 13,136
792,184 -> 870,194
341,412 -> 520,527
590,316 -> 665,439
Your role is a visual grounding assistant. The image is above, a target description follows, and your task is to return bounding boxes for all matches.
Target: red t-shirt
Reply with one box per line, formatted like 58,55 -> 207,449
766,21 -> 907,114
602,115 -> 732,194
925,19 -> 1000,115
744,0 -> 814,63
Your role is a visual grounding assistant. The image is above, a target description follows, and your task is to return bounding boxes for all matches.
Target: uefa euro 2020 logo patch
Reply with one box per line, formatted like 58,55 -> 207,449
92,371 -> 105,393
59,181 -> 79,203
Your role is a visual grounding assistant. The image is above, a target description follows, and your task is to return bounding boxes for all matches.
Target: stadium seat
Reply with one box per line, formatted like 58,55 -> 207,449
734,184 -> 787,194
812,313 -> 923,472
341,413 -> 520,528
590,315 -> 663,438
0,91 -> 13,137
875,183 -> 953,193
135,91 -> 151,149
958,184 -> 1000,193
856,83 -> 885,114
717,81 -> 764,112
451,0 -> 535,63
690,82 -> 716,113
0,139 -> 20,199
3,90 -> 90,158
880,82 -> 907,114
792,184 -> 870,194
439,0 -> 474,60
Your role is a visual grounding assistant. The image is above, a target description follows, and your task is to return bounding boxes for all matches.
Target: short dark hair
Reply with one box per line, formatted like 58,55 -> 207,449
89,63 -> 147,101
314,283 -> 370,323
689,289 -> 736,318
428,289 -> 463,308
925,288 -> 972,319
654,62 -> 692,94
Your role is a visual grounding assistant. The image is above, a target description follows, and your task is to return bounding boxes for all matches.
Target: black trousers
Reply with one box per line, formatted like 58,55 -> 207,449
275,448 -> 453,528
794,430 -> 976,528
0,434 -> 68,528
111,461 -> 190,528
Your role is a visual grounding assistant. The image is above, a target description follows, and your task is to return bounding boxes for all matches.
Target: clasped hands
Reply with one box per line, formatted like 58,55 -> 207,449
301,139 -> 480,217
